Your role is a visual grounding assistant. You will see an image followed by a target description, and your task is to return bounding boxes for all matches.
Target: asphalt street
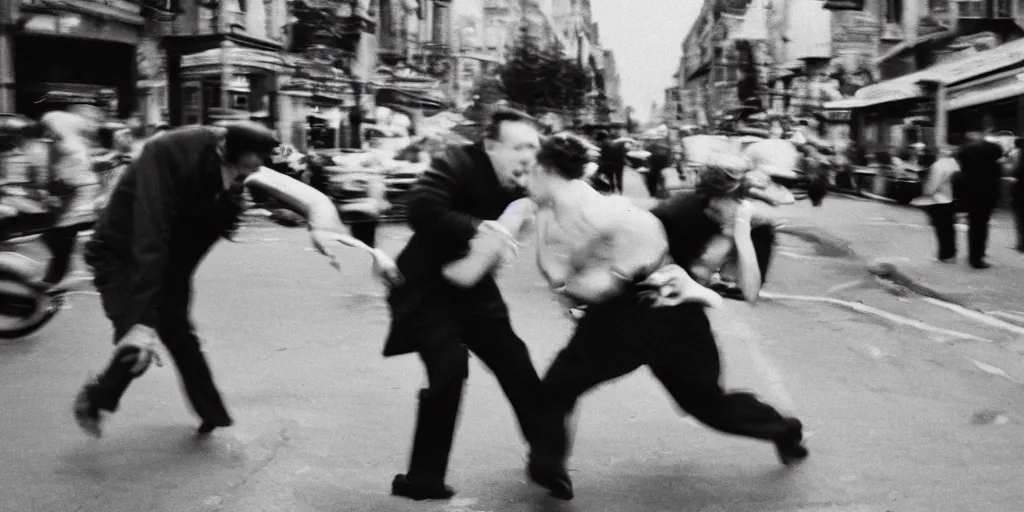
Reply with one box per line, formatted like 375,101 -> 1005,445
2,208 -> 1024,512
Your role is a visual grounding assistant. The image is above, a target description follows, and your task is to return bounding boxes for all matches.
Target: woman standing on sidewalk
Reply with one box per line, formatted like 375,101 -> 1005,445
912,145 -> 960,263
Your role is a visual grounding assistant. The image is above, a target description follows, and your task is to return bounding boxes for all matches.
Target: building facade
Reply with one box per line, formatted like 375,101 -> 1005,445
1,0 -> 149,118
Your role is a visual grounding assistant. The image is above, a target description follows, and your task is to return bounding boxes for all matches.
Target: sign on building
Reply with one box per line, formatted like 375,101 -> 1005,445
822,0 -> 865,10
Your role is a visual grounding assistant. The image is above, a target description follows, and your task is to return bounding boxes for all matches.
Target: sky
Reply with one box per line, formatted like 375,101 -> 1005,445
590,0 -> 699,123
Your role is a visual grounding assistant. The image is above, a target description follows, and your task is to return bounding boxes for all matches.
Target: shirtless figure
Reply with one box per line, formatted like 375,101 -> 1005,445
441,153 -> 721,310
518,134 -> 806,500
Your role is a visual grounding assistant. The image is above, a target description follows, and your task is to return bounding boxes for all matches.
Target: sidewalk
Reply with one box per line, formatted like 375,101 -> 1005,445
774,195 -> 1024,318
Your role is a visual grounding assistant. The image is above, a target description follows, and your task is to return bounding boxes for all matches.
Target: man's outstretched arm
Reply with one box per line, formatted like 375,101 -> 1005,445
246,167 -> 400,284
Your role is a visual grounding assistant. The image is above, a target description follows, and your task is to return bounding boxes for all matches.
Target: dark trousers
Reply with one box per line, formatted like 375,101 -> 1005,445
406,315 -> 545,484
535,298 -> 794,470
925,202 -> 957,260
967,205 -> 993,265
86,265 -> 231,425
600,165 -> 625,194
644,168 -> 664,199
40,225 -> 79,285
344,211 -> 378,248
1014,191 -> 1024,249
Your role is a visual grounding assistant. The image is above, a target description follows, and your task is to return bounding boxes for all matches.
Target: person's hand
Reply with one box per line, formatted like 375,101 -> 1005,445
478,220 -> 520,262
734,200 -> 755,239
117,325 -> 163,375
371,248 -> 403,288
309,229 -> 343,271
498,198 -> 538,236
638,264 -> 723,309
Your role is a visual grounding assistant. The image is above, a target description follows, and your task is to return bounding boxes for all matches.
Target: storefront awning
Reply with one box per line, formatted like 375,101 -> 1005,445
375,87 -> 447,117
181,47 -> 292,76
826,36 -> 1024,110
947,71 -> 1024,111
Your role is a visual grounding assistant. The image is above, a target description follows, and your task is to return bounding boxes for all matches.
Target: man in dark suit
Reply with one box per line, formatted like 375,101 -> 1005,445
385,109 -> 569,500
955,131 -> 1005,268
73,122 -> 398,438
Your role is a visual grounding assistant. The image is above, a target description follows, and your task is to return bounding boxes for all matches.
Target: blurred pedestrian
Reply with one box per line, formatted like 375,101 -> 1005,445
92,127 -> 133,211
38,111 -> 101,288
955,131 -> 1005,268
645,141 -> 671,198
912,145 -> 960,263
596,130 -> 626,194
1012,137 -> 1024,253
72,122 -> 400,438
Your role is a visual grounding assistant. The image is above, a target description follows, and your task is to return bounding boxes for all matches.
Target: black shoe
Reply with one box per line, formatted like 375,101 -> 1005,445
391,474 -> 455,501
970,261 -> 992,269
197,417 -> 234,435
527,462 -> 574,500
774,419 -> 809,466
73,376 -> 104,438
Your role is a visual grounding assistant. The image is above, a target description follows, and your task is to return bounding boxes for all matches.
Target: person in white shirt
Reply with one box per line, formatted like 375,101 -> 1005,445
912,145 -> 960,262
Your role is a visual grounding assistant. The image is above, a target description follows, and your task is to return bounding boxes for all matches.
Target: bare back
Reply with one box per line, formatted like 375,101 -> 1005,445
536,182 -> 669,302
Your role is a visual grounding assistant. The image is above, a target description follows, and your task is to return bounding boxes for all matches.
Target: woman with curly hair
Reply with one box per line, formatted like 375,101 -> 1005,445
516,136 -> 807,500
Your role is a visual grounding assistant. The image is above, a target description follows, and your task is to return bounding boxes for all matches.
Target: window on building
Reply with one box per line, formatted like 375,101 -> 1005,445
994,0 -> 1014,17
884,0 -> 903,24
955,0 -> 985,18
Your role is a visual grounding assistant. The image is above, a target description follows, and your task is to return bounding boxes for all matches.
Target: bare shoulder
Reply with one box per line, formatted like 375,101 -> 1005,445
580,192 -> 660,235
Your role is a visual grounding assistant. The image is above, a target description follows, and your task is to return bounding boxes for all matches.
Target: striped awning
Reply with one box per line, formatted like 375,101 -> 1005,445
181,47 -> 292,76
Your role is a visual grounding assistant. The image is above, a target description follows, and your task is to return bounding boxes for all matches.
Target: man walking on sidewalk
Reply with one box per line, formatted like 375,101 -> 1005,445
913,145 -> 960,263
955,132 -> 1005,269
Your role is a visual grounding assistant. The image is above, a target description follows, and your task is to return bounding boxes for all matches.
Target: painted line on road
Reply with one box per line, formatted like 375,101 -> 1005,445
968,358 -> 1022,385
987,310 -> 1024,325
921,298 -> 1024,337
760,292 -> 992,342
827,279 -> 867,294
778,250 -> 822,261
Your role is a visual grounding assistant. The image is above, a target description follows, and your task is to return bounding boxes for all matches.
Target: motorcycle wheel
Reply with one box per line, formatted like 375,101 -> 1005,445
0,275 -> 63,340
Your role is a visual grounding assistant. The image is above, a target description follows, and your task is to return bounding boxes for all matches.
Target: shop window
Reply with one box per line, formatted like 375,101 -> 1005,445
994,0 -> 1014,17
885,0 -> 903,24
954,0 -> 985,18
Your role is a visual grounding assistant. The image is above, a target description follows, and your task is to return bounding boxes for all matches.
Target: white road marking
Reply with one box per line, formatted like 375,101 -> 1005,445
778,251 -> 820,261
759,292 -> 992,342
922,298 -> 1024,337
969,359 -> 1021,384
987,310 -> 1024,325
827,279 -> 866,294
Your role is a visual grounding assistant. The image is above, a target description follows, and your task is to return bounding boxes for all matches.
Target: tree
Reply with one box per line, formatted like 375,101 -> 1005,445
499,23 -> 591,117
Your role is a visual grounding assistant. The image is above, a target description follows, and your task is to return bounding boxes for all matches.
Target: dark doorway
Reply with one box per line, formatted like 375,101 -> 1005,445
14,35 -> 135,118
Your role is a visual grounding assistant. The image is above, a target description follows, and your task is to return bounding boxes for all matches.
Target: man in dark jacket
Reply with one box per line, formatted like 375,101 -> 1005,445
955,131 -> 1005,268
73,122 -> 398,438
596,129 -> 626,194
385,109 -> 568,500
1013,138 -> 1024,253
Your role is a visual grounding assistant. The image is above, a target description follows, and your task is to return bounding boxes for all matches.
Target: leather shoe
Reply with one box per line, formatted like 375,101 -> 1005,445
391,474 -> 455,501
527,462 -> 574,500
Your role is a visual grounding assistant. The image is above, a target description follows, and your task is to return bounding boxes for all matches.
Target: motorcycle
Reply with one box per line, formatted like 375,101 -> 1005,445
0,183 -> 89,339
